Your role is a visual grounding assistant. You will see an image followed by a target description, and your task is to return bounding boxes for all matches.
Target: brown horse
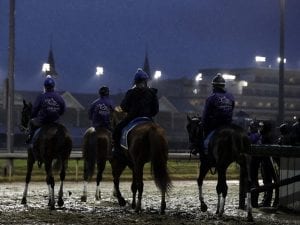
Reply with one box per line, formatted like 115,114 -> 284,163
186,115 -> 253,222
81,127 -> 112,202
111,110 -> 172,214
20,99 -> 72,209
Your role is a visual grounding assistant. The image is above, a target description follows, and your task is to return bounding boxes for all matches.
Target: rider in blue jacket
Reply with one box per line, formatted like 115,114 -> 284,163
26,75 -> 66,144
89,86 -> 114,130
201,73 -> 235,154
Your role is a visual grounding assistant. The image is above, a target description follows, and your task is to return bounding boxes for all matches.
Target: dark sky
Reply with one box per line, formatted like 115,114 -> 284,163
0,0 -> 300,94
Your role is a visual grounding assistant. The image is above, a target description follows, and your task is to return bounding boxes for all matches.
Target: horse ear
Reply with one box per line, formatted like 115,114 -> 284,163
23,99 -> 27,106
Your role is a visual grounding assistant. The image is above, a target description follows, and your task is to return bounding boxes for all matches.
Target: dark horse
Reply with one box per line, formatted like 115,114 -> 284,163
80,126 -> 112,202
111,110 -> 172,214
186,115 -> 253,221
20,99 -> 72,209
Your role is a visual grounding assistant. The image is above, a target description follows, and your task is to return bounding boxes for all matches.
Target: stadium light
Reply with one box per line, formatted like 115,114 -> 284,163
96,66 -> 104,76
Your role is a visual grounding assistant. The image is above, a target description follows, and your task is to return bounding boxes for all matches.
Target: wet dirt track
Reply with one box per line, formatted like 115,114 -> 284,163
0,180 -> 299,225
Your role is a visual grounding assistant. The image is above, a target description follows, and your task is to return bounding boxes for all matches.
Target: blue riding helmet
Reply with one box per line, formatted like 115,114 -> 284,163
212,73 -> 225,87
44,75 -> 55,89
134,68 -> 149,83
99,86 -> 109,97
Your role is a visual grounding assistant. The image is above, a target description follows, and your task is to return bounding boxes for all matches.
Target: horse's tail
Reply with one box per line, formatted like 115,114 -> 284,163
82,128 -> 97,180
148,125 -> 172,194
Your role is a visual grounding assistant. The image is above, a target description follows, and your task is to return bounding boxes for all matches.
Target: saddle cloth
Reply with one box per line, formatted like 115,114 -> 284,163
120,117 -> 151,149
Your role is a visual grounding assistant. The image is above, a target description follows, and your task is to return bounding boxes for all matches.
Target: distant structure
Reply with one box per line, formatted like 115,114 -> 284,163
45,45 -> 58,78
142,49 -> 151,79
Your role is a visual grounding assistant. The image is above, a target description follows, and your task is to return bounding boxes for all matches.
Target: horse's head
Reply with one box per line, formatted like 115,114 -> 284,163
279,123 -> 291,136
20,99 -> 32,132
186,115 -> 203,150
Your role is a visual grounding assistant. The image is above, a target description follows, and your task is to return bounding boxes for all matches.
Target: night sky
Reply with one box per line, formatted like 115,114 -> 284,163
0,0 -> 300,94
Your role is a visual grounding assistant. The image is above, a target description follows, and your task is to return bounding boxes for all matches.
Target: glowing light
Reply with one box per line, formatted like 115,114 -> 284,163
195,73 -> 202,82
240,80 -> 248,87
96,66 -> 104,76
42,63 -> 50,72
222,74 -> 236,80
277,57 -> 286,63
154,70 -> 162,79
255,56 -> 266,62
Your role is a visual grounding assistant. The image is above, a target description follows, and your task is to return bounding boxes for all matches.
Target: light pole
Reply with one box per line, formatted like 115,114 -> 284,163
278,0 -> 285,124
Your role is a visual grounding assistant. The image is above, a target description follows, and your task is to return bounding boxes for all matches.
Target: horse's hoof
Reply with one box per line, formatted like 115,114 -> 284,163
135,207 -> 141,213
217,211 -> 224,217
50,205 -> 55,210
118,197 -> 126,206
21,197 -> 27,205
131,201 -> 136,209
160,202 -> 166,215
200,202 -> 208,212
247,214 -> 254,222
81,196 -> 87,202
95,195 -> 101,201
57,198 -> 64,207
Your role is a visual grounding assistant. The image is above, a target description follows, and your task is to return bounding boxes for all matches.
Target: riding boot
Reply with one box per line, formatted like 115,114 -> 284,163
26,124 -> 37,144
26,130 -> 34,144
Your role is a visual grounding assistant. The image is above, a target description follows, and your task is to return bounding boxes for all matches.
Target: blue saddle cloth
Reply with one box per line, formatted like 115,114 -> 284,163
120,117 -> 152,149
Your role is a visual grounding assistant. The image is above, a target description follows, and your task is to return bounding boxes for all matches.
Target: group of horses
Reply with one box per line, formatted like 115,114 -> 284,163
20,100 -> 171,214
19,99 -> 299,222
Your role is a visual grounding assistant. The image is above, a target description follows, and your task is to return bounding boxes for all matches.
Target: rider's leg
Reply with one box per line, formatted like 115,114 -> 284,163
26,118 -> 40,144
112,118 -> 131,157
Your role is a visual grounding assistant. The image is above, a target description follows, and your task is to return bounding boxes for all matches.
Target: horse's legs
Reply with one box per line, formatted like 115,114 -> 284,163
111,159 -> 127,206
21,150 -> 34,205
216,165 -> 228,216
57,160 -> 66,207
45,161 -> 55,210
95,159 -> 106,200
132,164 -> 144,213
197,160 -> 210,212
81,159 -> 90,202
131,174 -> 138,210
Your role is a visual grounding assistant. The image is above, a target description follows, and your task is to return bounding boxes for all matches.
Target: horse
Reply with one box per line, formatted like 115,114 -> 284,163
110,110 -> 172,214
186,115 -> 253,222
80,126 -> 112,202
20,99 -> 72,209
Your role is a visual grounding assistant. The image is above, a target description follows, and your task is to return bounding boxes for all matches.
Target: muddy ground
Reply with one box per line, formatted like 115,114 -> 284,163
0,180 -> 299,225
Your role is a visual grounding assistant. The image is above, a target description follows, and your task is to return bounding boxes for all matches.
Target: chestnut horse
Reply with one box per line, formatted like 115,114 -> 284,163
20,99 -> 72,209
80,127 -> 112,202
186,115 -> 253,222
111,110 -> 172,214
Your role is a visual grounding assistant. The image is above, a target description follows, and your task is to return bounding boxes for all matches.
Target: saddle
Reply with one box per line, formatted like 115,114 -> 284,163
120,117 -> 152,149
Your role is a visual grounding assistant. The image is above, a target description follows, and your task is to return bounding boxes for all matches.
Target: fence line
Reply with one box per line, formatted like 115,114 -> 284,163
0,149 -> 193,181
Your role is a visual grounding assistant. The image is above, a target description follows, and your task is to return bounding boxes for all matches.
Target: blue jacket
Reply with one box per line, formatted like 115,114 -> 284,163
248,132 -> 261,144
202,88 -> 235,135
89,96 -> 114,129
31,91 -> 66,123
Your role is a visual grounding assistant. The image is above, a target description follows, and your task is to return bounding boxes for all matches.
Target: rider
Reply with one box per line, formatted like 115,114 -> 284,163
26,75 -> 66,145
200,73 -> 235,155
112,68 -> 159,157
89,86 -> 114,131
248,121 -> 262,145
